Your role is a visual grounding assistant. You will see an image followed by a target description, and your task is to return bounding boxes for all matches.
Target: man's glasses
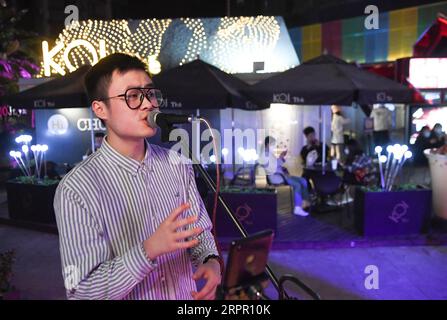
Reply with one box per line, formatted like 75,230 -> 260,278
99,87 -> 164,109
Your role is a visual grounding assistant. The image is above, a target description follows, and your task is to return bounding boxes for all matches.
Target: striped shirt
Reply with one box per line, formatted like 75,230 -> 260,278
53,137 -> 219,300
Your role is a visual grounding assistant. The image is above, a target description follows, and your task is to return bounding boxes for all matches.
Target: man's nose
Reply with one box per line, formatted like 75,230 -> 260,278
140,95 -> 155,110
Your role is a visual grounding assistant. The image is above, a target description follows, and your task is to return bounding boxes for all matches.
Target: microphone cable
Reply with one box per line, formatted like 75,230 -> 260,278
199,117 -> 224,273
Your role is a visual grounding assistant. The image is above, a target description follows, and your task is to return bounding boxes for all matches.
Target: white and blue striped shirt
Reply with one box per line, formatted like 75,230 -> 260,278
54,138 -> 218,300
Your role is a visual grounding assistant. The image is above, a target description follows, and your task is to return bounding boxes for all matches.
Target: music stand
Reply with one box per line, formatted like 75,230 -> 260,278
216,230 -> 274,300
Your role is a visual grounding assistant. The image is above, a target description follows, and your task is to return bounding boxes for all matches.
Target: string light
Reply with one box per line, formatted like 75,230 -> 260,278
38,16 -> 291,77
210,16 -> 284,73
179,18 -> 206,65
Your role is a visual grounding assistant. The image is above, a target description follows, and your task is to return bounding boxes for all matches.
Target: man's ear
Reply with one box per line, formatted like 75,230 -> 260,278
91,100 -> 108,123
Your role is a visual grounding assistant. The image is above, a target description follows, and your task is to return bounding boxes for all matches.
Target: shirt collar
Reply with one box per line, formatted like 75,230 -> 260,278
100,136 -> 152,176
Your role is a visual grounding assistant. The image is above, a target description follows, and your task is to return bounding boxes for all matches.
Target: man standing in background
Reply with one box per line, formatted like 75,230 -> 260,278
371,104 -> 392,148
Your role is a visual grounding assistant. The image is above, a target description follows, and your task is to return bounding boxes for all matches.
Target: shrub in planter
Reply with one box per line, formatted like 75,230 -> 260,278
0,250 -> 18,300
6,177 -> 59,224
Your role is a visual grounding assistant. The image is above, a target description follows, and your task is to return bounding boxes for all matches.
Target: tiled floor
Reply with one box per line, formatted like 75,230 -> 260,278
1,224 -> 446,300
1,165 -> 446,300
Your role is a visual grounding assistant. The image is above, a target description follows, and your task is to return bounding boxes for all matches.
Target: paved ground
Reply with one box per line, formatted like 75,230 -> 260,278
1,224 -> 446,300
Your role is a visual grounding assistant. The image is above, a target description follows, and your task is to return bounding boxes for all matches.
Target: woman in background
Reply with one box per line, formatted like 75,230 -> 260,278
330,105 -> 350,164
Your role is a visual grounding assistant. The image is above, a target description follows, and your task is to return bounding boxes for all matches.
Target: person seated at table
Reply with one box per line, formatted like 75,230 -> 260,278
342,138 -> 377,186
263,136 -> 310,217
413,126 -> 431,166
84,131 -> 105,157
429,123 -> 446,149
300,126 -> 329,167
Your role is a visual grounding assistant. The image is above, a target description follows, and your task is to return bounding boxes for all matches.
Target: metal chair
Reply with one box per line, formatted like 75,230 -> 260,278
308,170 -> 343,213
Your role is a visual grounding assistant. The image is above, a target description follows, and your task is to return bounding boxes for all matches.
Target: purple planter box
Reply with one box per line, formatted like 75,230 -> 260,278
1,290 -> 21,300
6,180 -> 58,224
206,188 -> 277,238
354,187 -> 432,237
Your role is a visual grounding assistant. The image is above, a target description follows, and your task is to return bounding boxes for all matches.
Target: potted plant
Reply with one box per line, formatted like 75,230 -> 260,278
354,144 -> 432,236
354,184 -> 432,236
425,145 -> 447,221
6,136 -> 60,224
6,175 -> 59,224
0,250 -> 20,300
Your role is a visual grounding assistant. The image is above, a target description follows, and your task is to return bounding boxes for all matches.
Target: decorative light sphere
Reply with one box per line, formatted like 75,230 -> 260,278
404,151 -> 413,159
374,146 -> 382,154
242,153 -> 252,162
379,155 -> 387,163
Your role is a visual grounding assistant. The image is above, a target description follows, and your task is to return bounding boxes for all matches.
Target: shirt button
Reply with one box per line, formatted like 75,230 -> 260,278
161,276 -> 166,282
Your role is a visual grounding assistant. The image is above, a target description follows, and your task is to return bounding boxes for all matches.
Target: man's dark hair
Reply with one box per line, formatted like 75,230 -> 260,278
84,53 -> 149,105
303,126 -> 315,136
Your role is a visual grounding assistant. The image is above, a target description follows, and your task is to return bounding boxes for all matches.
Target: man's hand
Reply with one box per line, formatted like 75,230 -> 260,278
143,203 -> 203,260
191,258 -> 221,300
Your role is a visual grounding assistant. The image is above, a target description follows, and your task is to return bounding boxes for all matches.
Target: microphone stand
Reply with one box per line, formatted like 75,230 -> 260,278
159,119 -> 303,300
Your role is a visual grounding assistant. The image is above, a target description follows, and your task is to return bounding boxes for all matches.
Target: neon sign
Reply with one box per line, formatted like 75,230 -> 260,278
39,16 -> 298,77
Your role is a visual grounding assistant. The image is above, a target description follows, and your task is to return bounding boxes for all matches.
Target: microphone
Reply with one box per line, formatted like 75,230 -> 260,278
147,109 -> 194,129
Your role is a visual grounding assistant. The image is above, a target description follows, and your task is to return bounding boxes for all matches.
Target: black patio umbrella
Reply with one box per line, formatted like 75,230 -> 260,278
243,54 -> 417,106
152,59 -> 268,110
1,65 -> 91,109
243,54 -> 422,172
1,65 -> 96,151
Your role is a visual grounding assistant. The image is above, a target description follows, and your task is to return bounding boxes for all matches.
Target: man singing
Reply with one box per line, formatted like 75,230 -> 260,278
54,53 -> 221,300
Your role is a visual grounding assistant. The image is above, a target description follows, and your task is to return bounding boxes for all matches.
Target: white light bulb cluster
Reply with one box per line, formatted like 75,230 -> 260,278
375,144 -> 412,191
15,135 -> 32,144
237,147 -> 259,162
9,135 -> 49,180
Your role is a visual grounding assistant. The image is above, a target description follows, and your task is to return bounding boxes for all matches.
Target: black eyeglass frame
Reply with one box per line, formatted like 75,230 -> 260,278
98,87 -> 163,110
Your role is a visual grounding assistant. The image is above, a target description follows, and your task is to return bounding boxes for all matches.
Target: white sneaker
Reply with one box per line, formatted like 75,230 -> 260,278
293,206 -> 309,217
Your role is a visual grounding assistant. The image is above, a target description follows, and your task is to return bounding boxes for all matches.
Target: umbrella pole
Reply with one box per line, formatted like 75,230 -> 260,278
89,107 -> 95,153
321,105 -> 326,175
231,108 -> 235,177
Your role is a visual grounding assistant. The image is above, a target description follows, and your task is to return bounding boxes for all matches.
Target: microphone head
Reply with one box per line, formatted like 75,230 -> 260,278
147,109 -> 162,128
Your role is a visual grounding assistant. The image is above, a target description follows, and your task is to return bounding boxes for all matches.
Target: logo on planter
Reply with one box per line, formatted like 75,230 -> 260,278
389,201 -> 409,223
236,203 -> 253,225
